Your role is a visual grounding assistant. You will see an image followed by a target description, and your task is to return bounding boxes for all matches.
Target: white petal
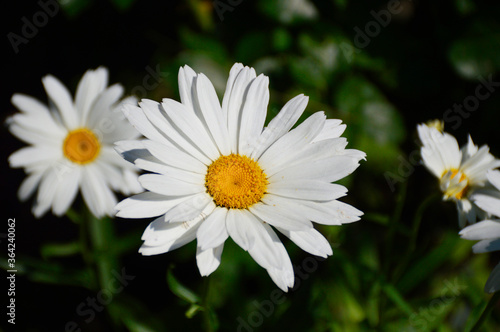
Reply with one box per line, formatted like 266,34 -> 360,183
52,167 -> 81,216
196,207 -> 229,250
139,174 -> 205,196
81,165 -> 117,218
246,221 -> 288,270
249,200 -> 313,231
75,67 -> 109,124
178,65 -> 197,110
226,209 -> 256,250
459,220 -> 500,240
472,238 -> 500,254
267,180 -> 347,201
238,74 -> 270,155
161,99 -> 220,161
474,194 -> 500,218
222,65 -> 257,152
312,119 -> 346,142
116,192 -> 188,219
276,227 -> 332,258
194,73 -> 231,155
33,168 -> 60,218
258,112 -> 326,175
17,170 -> 45,201
9,146 -> 61,169
269,155 -> 360,184
42,75 -> 78,129
251,94 -> 308,160
87,84 -> 124,129
122,103 -> 170,144
196,244 -> 224,276
140,215 -> 202,255
487,170 -> 500,191
163,194 -> 214,222
142,140 -> 207,174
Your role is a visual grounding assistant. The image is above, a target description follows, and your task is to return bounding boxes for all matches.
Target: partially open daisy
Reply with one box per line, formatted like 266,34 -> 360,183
115,63 -> 365,291
417,121 -> 500,227
460,170 -> 500,293
8,67 -> 142,218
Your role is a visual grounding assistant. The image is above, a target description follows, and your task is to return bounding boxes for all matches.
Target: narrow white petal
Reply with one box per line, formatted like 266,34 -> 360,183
42,75 -> 78,129
17,170 -> 45,201
196,207 -> 229,250
81,165 -> 117,218
459,220 -> 500,240
53,167 -> 81,216
487,170 -> 500,191
9,146 -> 62,169
88,84 -> 124,129
267,180 -> 347,201
140,215 -> 202,255
474,194 -> 500,218
238,74 -> 270,155
251,94 -> 308,160
269,155 -> 359,184
196,244 -> 224,276
142,140 -> 207,173
139,174 -> 205,196
223,66 -> 257,152
122,103 -> 170,144
472,238 -> 500,254
194,73 -> 231,155
226,209 -> 256,250
178,65 -> 197,110
161,99 -> 220,160
249,201 -> 313,231
116,192 -> 188,219
312,119 -> 346,142
276,227 -> 332,258
75,67 -> 109,124
163,194 -> 214,222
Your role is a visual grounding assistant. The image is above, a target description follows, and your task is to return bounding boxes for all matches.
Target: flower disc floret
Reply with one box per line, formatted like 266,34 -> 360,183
205,154 -> 267,209
63,128 -> 101,164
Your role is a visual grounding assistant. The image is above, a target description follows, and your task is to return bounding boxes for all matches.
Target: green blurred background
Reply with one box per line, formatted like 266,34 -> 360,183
3,0 -> 500,331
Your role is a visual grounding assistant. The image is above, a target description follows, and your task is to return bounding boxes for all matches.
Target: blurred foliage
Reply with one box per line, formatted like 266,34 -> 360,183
4,0 -> 500,331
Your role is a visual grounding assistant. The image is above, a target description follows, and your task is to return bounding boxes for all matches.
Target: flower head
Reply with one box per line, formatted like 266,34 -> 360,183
8,67 -> 142,218
417,122 -> 500,227
460,170 -> 500,293
115,63 -> 365,291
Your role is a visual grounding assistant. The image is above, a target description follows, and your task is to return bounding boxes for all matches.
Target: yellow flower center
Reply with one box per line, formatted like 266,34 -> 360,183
63,128 -> 100,164
205,154 -> 268,209
440,168 -> 469,200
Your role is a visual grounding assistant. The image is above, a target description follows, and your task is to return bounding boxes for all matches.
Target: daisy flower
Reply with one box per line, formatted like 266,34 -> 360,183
8,67 -> 142,218
417,121 -> 500,228
460,170 -> 500,293
115,63 -> 365,291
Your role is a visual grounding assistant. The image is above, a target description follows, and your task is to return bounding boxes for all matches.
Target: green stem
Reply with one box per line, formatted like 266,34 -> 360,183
470,291 -> 500,332
86,211 -> 121,327
392,192 -> 440,283
201,276 -> 215,332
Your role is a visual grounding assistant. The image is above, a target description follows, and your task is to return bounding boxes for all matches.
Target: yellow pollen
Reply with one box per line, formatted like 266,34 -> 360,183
205,154 -> 268,209
63,128 -> 100,164
441,168 -> 469,200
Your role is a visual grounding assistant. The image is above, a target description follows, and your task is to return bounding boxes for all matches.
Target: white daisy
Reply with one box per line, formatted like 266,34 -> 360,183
417,121 -> 500,228
460,171 -> 500,293
8,67 -> 142,218
115,63 -> 365,291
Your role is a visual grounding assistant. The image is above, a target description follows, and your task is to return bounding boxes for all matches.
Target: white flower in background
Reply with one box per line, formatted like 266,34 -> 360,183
8,67 -> 142,218
417,121 -> 500,228
460,170 -> 500,293
115,63 -> 365,291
